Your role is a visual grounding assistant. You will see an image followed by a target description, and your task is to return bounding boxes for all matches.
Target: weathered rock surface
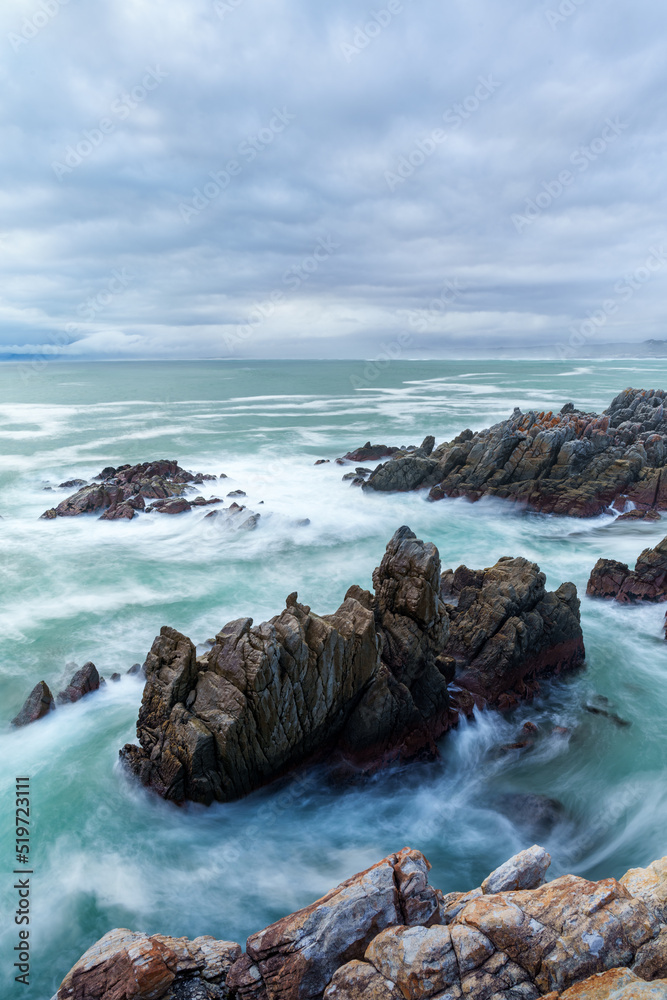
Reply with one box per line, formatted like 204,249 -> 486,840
57,849 -> 667,1000
480,844 -> 551,894
120,527 -> 583,804
358,389 -> 667,517
11,680 -> 55,726
57,661 -> 102,704
41,460 -> 220,521
440,557 -> 585,708
587,537 -> 667,603
55,927 -> 241,1000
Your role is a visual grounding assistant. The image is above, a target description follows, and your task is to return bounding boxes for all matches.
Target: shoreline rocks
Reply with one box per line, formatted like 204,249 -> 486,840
120,527 -> 584,805
55,846 -> 667,1000
587,536 -> 667,603
345,389 -> 667,518
41,460 -> 225,521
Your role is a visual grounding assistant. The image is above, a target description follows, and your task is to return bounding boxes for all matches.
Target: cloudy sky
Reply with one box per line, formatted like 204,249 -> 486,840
1,0 -> 666,359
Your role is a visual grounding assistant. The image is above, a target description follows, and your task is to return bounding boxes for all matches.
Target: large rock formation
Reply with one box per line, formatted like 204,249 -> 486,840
587,537 -> 667,603
55,847 -> 667,1000
41,460 -> 220,521
441,557 -> 585,709
120,527 -> 584,804
357,389 -> 667,518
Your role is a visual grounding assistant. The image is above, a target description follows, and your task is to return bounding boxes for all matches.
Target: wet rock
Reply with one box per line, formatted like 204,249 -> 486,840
55,928 -> 241,1000
342,443 -> 400,463
315,460 -> 330,465
361,389 -> 667,517
57,662 -> 101,704
616,509 -> 662,523
58,478 -> 88,489
227,490 -> 247,498
587,537 -> 667,603
42,460 -> 214,520
121,528 -> 582,804
127,663 -> 144,676
60,846 -> 667,1000
155,499 -> 192,515
111,673 -> 121,682
11,680 -> 55,726
584,697 -> 631,727
481,845 -> 551,894
441,556 -> 585,706
492,793 -> 566,839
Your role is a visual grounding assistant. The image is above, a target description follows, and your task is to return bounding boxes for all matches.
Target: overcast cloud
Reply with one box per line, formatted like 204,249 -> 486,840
1,0 -> 666,359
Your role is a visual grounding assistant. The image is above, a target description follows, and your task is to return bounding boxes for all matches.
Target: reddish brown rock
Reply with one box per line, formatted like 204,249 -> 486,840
55,927 -> 241,1000
342,443 -> 400,463
362,389 -> 667,517
587,537 -> 667,603
120,528 -> 583,804
41,460 -> 215,521
11,680 -> 55,726
57,662 -> 102,704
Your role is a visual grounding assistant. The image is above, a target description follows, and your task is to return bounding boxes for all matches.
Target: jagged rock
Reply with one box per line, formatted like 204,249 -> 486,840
360,389 -> 667,517
57,662 -> 101,704
481,845 -> 551,894
227,849 -> 440,1000
41,460 -> 214,520
342,443 -> 400,463
59,848 -> 667,1000
587,537 -> 667,603
156,499 -> 192,515
11,680 -> 55,726
55,927 -> 241,1000
58,478 -> 87,489
120,529 -> 583,804
441,556 -> 585,706
621,858 -> 667,923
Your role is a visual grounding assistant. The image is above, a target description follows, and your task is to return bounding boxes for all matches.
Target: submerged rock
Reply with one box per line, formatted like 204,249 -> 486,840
359,389 -> 667,517
120,527 -> 583,804
587,536 -> 667,603
11,680 -> 55,726
57,848 -> 667,1000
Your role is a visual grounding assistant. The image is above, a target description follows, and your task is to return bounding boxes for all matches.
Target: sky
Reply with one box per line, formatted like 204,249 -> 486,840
1,0 -> 667,360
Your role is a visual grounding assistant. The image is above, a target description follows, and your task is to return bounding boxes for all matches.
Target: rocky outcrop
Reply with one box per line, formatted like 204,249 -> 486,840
357,389 -> 667,517
55,928 -> 241,1000
11,680 -> 55,726
120,527 -> 583,804
56,847 -> 667,1000
587,537 -> 667,603
441,557 -> 585,709
41,460 -> 221,521
11,662 -> 105,727
57,661 -> 102,703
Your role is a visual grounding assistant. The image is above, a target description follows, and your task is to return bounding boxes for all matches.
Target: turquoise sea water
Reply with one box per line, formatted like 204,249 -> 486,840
1,359 -> 666,1000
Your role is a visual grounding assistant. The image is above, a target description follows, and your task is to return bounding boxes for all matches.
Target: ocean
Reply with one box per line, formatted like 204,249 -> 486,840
1,358 -> 666,999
